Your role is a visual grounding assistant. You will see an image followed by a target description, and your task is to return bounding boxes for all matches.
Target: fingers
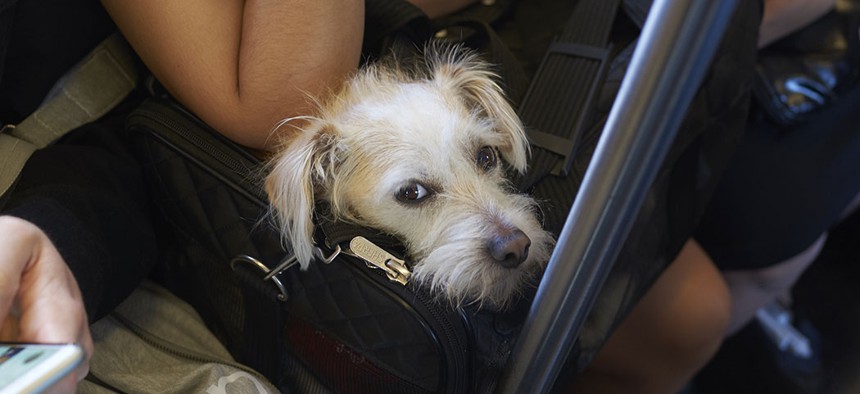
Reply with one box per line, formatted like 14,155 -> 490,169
0,216 -> 93,374
0,311 -> 20,341
74,314 -> 93,381
42,373 -> 78,394
0,217 -> 31,336
17,255 -> 89,344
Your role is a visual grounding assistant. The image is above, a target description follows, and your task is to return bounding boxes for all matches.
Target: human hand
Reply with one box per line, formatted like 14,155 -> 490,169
0,216 -> 93,392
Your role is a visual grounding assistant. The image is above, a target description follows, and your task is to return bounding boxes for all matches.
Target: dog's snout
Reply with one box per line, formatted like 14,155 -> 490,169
489,229 -> 531,268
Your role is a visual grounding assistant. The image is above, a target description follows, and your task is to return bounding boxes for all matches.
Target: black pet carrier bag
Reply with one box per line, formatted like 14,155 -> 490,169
126,0 -> 760,392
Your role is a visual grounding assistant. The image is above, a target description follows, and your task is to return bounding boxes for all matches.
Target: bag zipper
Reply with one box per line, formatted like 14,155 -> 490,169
127,100 -> 265,207
343,236 -> 411,285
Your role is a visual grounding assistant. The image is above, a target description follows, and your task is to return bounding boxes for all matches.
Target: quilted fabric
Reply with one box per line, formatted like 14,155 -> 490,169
127,98 -> 468,393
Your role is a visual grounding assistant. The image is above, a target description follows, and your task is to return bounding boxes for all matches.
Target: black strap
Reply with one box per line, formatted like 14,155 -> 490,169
430,0 -> 528,102
363,0 -> 433,59
313,204 -> 408,261
517,0 -> 623,190
433,0 -> 518,27
235,263 -> 285,380
434,19 -> 531,104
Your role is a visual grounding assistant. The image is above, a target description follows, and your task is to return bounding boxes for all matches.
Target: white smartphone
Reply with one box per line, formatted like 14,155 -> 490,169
0,343 -> 84,394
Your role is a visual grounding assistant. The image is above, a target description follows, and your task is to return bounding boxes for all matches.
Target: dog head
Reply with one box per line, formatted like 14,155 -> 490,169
266,44 -> 553,309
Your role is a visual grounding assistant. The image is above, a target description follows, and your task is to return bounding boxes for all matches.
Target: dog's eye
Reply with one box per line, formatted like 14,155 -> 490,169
396,182 -> 432,203
476,146 -> 497,172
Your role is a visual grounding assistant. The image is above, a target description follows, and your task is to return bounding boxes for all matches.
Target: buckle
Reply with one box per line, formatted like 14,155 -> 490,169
521,41 -> 613,176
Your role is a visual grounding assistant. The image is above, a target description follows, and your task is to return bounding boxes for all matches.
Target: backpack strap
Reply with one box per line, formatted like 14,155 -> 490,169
517,0 -> 623,190
363,0 -> 433,60
0,32 -> 137,198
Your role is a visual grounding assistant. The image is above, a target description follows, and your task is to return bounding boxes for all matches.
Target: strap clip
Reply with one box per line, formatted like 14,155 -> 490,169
230,255 -> 289,302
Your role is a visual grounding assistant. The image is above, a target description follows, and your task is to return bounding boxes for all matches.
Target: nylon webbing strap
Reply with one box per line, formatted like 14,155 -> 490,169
363,0 -> 432,57
518,0 -> 622,189
446,19 -> 531,104
235,263 -> 284,380
0,32 -> 137,197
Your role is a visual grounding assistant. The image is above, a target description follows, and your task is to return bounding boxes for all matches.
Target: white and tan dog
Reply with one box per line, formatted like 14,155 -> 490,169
266,45 -> 553,310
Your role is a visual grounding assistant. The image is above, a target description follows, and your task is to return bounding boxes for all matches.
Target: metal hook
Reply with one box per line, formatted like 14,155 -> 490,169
316,244 -> 342,264
264,255 -> 298,281
230,255 -> 288,302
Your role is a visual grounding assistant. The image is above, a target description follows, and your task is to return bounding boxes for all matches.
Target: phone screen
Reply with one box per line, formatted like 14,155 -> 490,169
0,344 -> 82,393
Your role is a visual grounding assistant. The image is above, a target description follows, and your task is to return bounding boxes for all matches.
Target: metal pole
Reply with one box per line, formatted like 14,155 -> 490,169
496,0 -> 739,392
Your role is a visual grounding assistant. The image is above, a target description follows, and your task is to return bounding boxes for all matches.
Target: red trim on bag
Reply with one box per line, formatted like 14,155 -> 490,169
284,316 -> 433,394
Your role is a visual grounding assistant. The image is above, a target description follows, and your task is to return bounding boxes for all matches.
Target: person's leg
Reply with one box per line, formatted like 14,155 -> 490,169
722,234 -> 826,335
569,239 -> 731,394
722,189 -> 860,335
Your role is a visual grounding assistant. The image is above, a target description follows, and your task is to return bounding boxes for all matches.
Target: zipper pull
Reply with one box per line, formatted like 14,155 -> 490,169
347,236 -> 411,285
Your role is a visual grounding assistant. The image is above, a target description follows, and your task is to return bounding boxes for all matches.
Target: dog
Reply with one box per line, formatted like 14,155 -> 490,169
265,44 -> 553,310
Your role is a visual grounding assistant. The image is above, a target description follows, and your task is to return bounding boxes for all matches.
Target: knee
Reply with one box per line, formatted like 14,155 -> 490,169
570,240 -> 731,394
666,254 -> 731,362
745,233 -> 826,293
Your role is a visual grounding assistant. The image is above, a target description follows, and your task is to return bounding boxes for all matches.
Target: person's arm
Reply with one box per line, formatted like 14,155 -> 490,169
758,0 -> 836,48
2,121 -> 159,322
0,118 -> 159,393
100,0 -> 366,151
0,216 -> 93,391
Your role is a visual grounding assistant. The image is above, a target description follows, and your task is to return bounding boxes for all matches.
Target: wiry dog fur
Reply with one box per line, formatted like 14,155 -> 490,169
266,44 -> 554,310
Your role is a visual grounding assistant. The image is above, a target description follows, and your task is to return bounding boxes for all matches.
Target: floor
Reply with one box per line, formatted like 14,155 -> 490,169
693,211 -> 860,393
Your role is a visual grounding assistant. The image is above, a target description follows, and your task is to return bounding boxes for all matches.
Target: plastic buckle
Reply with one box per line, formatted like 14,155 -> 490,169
522,41 -> 612,176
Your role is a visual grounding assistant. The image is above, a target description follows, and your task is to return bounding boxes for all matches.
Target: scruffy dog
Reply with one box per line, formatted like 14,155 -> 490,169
266,45 -> 553,310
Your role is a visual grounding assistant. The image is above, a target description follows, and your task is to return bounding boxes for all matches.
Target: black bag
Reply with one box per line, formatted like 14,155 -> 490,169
124,1 -> 542,392
128,96 -> 527,393
126,0 -> 763,391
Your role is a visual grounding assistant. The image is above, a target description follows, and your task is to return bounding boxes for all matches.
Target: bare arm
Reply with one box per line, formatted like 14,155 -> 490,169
101,0 -> 365,150
759,0 -> 836,48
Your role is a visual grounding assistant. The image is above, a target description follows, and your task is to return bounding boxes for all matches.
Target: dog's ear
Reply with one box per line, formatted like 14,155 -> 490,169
429,45 -> 529,173
266,122 -> 341,268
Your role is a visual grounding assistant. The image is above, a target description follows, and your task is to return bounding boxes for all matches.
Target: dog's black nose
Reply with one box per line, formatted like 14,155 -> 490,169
489,229 -> 531,268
